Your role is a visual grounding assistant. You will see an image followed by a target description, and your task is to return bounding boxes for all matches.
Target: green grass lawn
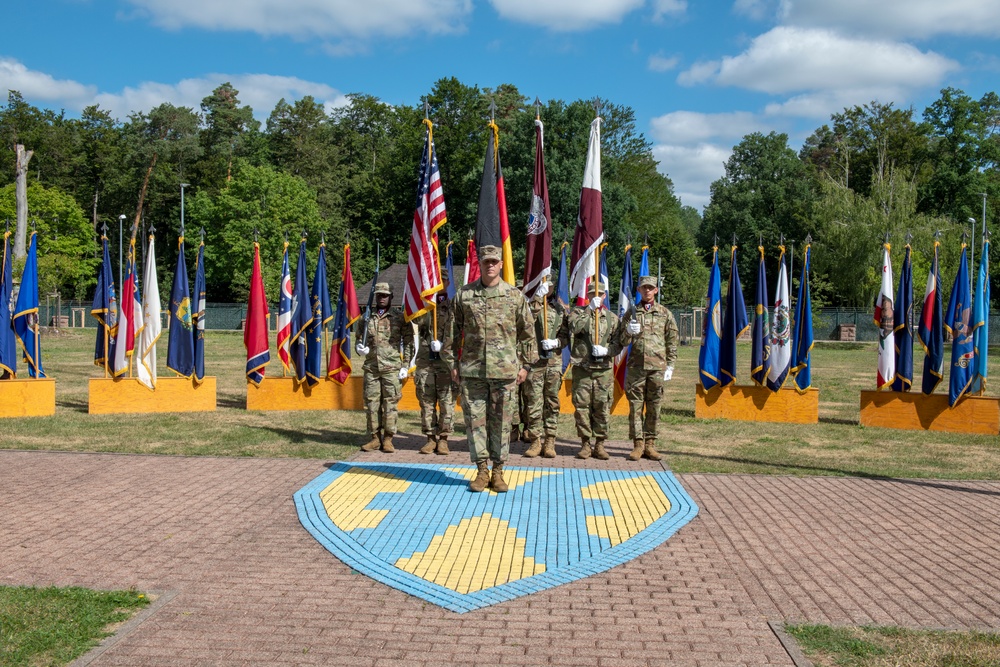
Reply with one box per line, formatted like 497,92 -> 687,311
0,585 -> 149,667
2,329 -> 999,479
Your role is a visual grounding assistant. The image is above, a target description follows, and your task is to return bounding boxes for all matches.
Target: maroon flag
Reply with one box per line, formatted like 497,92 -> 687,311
464,238 -> 481,285
523,117 -> 552,299
569,117 -> 603,306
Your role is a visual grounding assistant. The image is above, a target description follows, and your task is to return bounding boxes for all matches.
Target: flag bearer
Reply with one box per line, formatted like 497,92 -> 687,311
522,284 -> 568,459
415,273 -> 455,455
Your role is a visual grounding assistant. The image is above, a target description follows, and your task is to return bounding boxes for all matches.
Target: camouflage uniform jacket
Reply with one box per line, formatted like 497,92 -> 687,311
617,301 -> 678,370
568,307 -> 620,371
530,299 -> 569,369
355,308 -> 413,373
443,279 -> 538,380
413,299 -> 453,369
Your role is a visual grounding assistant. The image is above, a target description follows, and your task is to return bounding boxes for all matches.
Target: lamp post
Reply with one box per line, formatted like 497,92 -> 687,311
980,192 -> 988,242
180,183 -> 190,236
118,214 -> 126,289
969,217 -> 977,277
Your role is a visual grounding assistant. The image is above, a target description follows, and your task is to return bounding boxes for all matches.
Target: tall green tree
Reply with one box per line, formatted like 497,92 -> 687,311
196,83 -> 262,192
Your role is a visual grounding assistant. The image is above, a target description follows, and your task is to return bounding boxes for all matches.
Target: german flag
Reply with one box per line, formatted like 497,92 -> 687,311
474,121 -> 514,285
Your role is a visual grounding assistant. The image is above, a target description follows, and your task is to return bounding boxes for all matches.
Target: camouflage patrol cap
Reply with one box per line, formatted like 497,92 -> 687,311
374,282 -> 392,295
479,245 -> 502,262
637,276 -> 657,288
586,281 -> 607,295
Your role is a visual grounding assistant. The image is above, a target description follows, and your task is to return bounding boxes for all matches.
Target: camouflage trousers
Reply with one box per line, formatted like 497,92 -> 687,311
523,365 -> 563,438
571,366 -> 614,441
624,369 -> 665,440
363,368 -> 401,438
460,376 -> 517,463
414,363 -> 454,437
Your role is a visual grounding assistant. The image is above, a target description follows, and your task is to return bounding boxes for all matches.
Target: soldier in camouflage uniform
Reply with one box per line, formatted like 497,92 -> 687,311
522,285 -> 568,459
443,245 -> 538,493
414,273 -> 454,455
355,283 -> 413,453
615,275 -> 678,461
568,282 -> 619,460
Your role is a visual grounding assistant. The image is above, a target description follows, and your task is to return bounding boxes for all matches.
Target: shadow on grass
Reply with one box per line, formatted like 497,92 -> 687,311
818,416 -> 858,426
667,450 -> 1000,496
216,395 -> 245,410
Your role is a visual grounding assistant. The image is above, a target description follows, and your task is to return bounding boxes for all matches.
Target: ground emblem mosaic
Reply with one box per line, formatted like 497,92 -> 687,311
294,462 -> 699,613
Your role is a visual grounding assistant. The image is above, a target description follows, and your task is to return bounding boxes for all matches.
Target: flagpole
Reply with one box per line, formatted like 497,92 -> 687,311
423,105 -> 441,350
591,99 -> 602,344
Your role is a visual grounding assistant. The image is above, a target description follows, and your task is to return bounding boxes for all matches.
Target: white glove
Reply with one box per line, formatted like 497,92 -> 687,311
535,282 -> 550,297
430,340 -> 442,352
591,344 -> 608,357
588,296 -> 603,311
398,368 -> 408,381
663,366 -> 673,382
541,338 -> 559,351
356,343 -> 370,356
626,320 -> 641,336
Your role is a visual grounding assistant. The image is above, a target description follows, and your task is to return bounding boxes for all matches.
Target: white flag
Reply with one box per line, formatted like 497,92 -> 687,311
137,236 -> 162,389
767,249 -> 791,391
875,244 -> 895,389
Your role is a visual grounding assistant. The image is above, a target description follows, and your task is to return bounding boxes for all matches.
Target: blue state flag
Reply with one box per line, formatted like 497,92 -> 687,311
613,245 -> 633,393
599,245 -> 611,310
91,236 -> 118,373
698,246 -> 722,390
971,239 -> 990,395
892,245 -> 914,391
945,246 -> 973,406
166,235 -> 195,377
192,239 -> 207,384
289,238 -> 314,383
12,231 -> 44,378
918,240 -> 945,394
557,241 -> 571,374
719,245 -> 748,387
791,244 -> 814,393
306,242 -> 333,386
445,241 -> 457,301
750,245 -> 771,387
1,230 -> 17,376
635,245 -> 650,305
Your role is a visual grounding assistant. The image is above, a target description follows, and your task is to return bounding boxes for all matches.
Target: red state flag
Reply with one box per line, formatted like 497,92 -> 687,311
569,117 -> 604,306
245,242 -> 271,386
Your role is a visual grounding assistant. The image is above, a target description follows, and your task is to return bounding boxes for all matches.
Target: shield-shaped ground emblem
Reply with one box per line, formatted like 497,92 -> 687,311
295,462 -> 698,613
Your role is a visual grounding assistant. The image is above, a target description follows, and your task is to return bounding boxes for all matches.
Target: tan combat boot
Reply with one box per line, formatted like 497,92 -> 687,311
523,438 -> 542,458
419,435 -> 436,455
435,436 -> 450,455
381,435 -> 395,453
521,429 -> 532,443
643,438 -> 663,461
627,439 -> 645,461
469,461 -> 490,492
360,436 -> 381,452
490,462 -> 509,493
593,439 -> 610,460
541,436 -> 557,459
576,439 -> 592,459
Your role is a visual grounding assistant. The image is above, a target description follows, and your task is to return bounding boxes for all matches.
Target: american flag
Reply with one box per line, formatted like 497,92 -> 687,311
403,121 -> 447,321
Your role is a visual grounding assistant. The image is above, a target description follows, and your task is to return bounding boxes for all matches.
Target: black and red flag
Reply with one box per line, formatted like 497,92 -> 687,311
474,118 -> 515,284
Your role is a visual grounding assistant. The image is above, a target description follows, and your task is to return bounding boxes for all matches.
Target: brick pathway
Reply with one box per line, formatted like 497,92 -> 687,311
1,441 -> 998,666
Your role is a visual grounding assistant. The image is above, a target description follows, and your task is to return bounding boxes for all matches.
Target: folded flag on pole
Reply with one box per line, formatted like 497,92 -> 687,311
404,118 -> 447,320
12,230 -> 44,378
137,232 -> 161,390
166,234 -> 195,378
1,229 -> 17,377
892,244 -> 913,392
192,236 -> 207,384
635,245 -> 650,305
474,118 -> 514,285
874,241 -> 895,390
599,244 -> 611,310
245,242 -> 270,386
329,243 -> 361,384
614,244 -> 634,393
766,245 -> 791,392
918,239 -> 945,394
91,235 -> 118,374
522,116 -> 552,300
306,241 -> 333,386
751,244 -> 771,387
791,242 -> 814,393
113,234 -> 143,377
289,237 -> 313,383
699,245 -> 722,390
946,245 -> 974,407
970,237 -> 990,395
276,242 -> 293,373
569,117 -> 604,306
444,241 -> 457,300
556,240 -> 571,374
719,243 -> 748,387
464,239 -> 480,285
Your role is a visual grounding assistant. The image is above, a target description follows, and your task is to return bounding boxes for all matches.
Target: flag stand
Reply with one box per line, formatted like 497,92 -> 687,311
859,392 -> 999,435
88,376 -> 217,414
695,384 -> 818,424
0,378 -> 56,417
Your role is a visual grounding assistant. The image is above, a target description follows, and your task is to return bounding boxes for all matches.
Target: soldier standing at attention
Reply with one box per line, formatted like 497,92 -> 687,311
616,275 -> 678,461
356,283 -> 413,453
522,284 -> 568,459
414,272 -> 454,455
568,282 -> 619,460
443,245 -> 538,493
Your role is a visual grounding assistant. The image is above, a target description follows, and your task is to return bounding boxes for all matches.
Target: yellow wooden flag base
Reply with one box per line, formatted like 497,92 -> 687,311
0,378 -> 56,418
88,376 -> 217,414
860,390 -> 999,435
695,384 -> 819,424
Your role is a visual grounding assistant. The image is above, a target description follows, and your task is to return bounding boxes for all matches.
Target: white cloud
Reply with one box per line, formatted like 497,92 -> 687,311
647,53 -> 680,72
126,0 -> 472,39
652,142 -> 731,211
652,0 -> 686,21
650,110 -> 763,144
489,0 -> 644,30
678,26 -> 959,94
733,0 -> 777,21
0,57 -> 96,108
762,86 -> 910,119
779,0 -> 1000,39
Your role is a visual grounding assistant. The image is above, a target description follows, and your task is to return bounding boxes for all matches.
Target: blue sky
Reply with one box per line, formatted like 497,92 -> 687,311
4,0 -> 999,210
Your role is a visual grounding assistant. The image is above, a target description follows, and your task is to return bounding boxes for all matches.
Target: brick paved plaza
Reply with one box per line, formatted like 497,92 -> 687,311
2,440 -> 998,666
